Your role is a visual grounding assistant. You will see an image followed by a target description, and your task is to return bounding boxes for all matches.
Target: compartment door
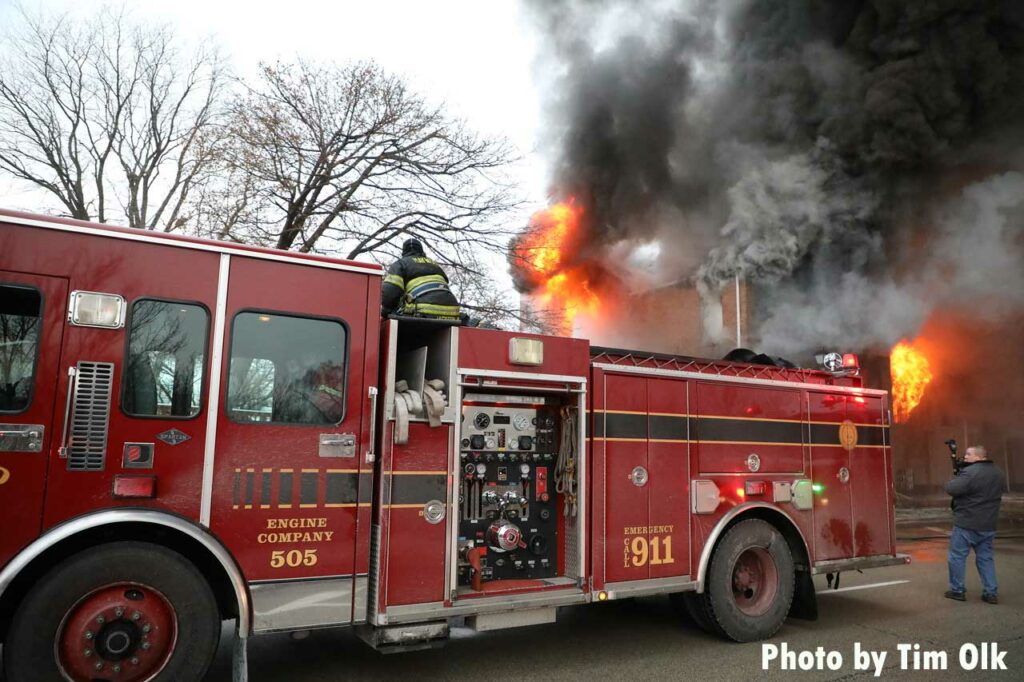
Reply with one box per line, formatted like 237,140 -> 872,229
807,392 -> 854,561
0,272 -> 68,558
600,373 -> 649,583
646,377 -> 690,579
848,395 -> 893,557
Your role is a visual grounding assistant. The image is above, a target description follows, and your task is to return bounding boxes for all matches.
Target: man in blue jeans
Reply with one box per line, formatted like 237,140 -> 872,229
944,445 -> 1006,604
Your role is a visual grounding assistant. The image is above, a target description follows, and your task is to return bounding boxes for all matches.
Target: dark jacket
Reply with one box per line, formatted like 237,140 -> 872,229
944,460 -> 1005,531
381,244 -> 460,320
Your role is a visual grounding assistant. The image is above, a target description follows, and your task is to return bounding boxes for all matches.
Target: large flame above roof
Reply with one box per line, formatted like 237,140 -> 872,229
890,339 -> 933,423
511,199 -> 613,335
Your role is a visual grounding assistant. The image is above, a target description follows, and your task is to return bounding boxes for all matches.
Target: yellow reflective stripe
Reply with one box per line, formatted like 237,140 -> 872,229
383,274 -> 405,288
406,274 -> 446,290
407,302 -> 460,317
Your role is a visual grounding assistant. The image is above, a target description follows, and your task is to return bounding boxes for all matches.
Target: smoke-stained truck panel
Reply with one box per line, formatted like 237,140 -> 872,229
0,209 -> 907,681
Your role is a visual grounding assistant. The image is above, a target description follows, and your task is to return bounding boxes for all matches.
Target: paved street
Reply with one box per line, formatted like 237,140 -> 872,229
206,521 -> 1024,681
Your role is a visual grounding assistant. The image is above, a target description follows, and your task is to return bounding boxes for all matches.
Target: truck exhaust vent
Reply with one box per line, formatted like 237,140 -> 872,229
67,361 -> 115,471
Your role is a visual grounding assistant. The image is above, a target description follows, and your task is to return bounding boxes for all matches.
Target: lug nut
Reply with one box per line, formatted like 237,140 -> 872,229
113,665 -> 122,673
131,657 -> 140,665
115,607 -> 125,617
141,641 -> 151,650
141,624 -> 151,633
95,662 -> 104,671
84,649 -> 92,657
132,611 -> 141,621
84,631 -> 94,640
96,615 -> 105,625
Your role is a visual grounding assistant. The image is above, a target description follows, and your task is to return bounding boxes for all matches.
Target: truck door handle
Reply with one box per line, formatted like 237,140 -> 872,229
0,425 -> 45,452
58,366 -> 78,458
319,433 -> 356,458
366,386 -> 378,464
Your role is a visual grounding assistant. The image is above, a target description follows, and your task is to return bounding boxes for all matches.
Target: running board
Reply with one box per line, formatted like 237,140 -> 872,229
468,607 -> 556,632
811,553 -> 911,575
356,621 -> 449,653
600,576 -> 696,600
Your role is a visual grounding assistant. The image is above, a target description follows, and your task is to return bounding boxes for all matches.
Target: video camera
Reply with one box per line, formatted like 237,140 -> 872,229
945,438 -> 966,474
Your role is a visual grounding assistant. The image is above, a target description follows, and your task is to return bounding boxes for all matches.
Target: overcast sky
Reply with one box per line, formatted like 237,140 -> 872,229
0,0 -> 554,293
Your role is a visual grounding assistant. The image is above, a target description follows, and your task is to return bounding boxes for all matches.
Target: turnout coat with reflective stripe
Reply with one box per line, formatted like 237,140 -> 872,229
381,255 -> 461,319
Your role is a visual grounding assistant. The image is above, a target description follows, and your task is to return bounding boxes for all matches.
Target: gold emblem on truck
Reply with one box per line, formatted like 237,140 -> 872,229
838,420 -> 858,451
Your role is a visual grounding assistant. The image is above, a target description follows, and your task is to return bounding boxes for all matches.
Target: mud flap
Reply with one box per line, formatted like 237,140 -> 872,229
788,570 -> 818,621
232,624 -> 248,682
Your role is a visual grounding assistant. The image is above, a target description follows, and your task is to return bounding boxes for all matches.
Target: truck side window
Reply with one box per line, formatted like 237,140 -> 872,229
0,285 -> 41,413
226,312 -> 347,425
123,300 -> 209,418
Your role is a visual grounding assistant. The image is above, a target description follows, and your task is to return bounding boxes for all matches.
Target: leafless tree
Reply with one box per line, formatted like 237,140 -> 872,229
201,60 -> 521,261
0,6 -> 227,229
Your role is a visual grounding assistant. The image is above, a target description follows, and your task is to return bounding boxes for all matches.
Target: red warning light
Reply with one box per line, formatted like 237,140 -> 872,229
842,353 -> 859,369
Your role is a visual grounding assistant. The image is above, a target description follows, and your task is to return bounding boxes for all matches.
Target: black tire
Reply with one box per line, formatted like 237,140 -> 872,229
701,519 -> 794,642
669,591 -> 722,636
4,541 -> 221,682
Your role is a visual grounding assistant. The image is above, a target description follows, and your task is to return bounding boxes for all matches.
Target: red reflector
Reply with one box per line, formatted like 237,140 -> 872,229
744,481 -> 767,496
842,353 -> 859,368
113,475 -> 156,499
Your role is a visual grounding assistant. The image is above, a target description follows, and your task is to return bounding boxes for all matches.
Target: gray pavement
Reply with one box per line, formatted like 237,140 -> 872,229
205,524 -> 1024,681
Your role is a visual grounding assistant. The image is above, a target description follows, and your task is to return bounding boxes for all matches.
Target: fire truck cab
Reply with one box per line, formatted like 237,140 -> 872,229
0,209 -> 907,681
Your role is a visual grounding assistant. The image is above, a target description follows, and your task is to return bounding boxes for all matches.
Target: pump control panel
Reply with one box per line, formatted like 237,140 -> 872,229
458,395 -> 559,586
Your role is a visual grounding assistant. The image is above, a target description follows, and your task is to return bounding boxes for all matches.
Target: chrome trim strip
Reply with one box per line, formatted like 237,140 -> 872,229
591,362 -> 887,397
353,575 -> 369,624
811,553 -> 910,575
447,332 -> 463,602
251,577 -> 354,633
458,368 -> 587,386
382,320 -> 398,421
200,253 -> 230,527
695,502 -> 810,593
575,388 -> 587,583
384,588 -> 587,624
603,575 -> 695,600
0,509 -> 250,636
2,213 -> 382,277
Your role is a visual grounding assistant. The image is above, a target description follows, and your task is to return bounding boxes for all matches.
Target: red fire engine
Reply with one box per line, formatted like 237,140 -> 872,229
0,209 -> 907,681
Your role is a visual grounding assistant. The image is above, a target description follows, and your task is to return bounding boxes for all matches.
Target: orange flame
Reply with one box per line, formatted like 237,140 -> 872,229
890,339 -> 933,423
514,199 -> 604,334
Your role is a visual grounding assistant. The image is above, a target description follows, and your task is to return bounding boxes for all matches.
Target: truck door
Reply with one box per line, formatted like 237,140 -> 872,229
209,256 -> 373,597
0,272 -> 68,559
807,391 -> 854,561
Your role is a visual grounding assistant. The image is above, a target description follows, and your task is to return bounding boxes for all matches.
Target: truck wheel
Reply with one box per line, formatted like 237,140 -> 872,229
3,542 -> 221,682
702,519 -> 794,642
669,591 -> 723,637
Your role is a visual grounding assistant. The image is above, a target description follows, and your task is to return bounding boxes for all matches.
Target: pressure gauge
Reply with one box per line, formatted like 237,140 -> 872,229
474,412 -> 490,429
519,463 -> 531,476
513,414 -> 530,431
475,463 -> 487,476
484,436 -> 498,450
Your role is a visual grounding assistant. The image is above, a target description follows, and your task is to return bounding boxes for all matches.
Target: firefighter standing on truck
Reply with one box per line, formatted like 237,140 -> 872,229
381,238 -> 462,320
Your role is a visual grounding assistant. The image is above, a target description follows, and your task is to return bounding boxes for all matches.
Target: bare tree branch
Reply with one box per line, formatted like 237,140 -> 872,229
0,5 -> 228,229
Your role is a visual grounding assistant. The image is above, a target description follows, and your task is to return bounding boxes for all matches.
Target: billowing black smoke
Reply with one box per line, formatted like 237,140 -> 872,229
526,0 -> 1024,355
